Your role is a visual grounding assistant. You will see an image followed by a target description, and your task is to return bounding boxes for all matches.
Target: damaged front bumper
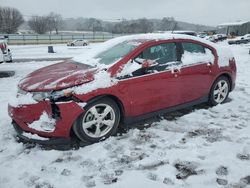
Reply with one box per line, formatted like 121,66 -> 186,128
8,100 -> 85,145
12,121 -> 72,146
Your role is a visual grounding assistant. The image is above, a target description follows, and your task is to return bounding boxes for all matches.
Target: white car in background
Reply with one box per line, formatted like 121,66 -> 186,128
67,39 -> 89,46
0,40 -> 12,63
0,49 -> 3,63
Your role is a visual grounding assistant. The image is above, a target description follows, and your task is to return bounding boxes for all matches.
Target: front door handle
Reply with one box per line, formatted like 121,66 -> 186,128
173,69 -> 179,73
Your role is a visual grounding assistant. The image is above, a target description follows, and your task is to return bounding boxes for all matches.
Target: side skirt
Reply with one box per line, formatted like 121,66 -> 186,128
123,95 -> 208,126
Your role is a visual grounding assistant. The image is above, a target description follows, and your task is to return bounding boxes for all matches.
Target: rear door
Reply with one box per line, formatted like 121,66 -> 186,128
178,41 -> 215,102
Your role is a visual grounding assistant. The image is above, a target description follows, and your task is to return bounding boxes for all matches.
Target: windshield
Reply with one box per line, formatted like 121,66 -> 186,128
95,41 -> 141,65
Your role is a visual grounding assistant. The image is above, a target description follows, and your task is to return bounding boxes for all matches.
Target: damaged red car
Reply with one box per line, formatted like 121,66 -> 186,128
8,34 -> 236,146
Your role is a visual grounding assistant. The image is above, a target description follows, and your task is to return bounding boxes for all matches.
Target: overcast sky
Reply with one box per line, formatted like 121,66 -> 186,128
1,0 -> 250,26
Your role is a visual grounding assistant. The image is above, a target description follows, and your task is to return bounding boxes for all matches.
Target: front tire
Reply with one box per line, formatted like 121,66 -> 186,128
209,76 -> 230,106
73,98 -> 120,144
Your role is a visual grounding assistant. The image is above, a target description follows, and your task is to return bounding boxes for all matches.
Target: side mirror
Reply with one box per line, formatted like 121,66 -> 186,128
141,59 -> 159,69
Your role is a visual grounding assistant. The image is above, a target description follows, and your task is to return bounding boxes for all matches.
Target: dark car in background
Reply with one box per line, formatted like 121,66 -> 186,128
228,34 -> 250,45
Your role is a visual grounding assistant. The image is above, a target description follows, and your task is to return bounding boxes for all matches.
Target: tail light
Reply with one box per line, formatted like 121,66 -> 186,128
229,57 -> 236,72
0,43 -> 7,53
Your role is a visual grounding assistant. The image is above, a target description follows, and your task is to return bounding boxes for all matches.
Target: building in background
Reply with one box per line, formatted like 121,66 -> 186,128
217,21 -> 250,36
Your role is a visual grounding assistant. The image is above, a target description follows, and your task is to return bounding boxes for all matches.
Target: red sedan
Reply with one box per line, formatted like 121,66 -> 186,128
8,34 -> 236,146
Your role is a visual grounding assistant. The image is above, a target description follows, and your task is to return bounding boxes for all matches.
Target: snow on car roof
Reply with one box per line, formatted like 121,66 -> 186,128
73,33 -> 210,63
73,33 -> 233,68
218,21 -> 249,27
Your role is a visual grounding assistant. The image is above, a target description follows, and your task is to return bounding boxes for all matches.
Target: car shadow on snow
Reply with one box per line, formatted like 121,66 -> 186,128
134,97 -> 232,128
19,98 -> 233,151
0,71 -> 15,78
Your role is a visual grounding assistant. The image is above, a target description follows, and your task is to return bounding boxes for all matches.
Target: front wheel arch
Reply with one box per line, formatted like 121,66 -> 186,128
72,96 -> 123,143
84,95 -> 125,124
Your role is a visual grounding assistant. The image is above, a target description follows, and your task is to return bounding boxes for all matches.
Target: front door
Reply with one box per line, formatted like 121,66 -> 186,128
118,42 -> 183,117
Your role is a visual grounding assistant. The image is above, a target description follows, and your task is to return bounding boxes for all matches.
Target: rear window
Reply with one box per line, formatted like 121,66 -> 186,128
182,42 -> 205,53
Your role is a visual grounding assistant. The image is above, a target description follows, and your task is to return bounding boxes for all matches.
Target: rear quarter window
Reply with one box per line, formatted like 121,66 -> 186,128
181,42 -> 214,65
182,42 -> 205,53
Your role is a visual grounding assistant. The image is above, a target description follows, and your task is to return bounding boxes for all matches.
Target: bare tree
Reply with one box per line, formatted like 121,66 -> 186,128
160,17 -> 176,31
47,12 -> 63,34
137,18 -> 153,33
0,6 -> 24,34
86,18 -> 102,32
28,16 -> 49,34
111,18 -> 153,34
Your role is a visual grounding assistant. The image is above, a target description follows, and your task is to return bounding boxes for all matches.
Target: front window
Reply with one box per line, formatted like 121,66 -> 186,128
95,41 -> 141,65
137,42 -> 178,72
139,43 -> 177,63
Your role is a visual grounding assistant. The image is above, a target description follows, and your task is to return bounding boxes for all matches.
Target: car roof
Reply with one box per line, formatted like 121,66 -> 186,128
110,33 -> 214,47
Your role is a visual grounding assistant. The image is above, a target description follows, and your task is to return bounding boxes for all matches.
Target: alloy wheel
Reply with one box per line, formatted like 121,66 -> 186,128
213,80 -> 229,104
82,104 -> 116,138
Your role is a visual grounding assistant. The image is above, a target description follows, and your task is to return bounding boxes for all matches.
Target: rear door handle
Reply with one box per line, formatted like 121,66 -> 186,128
207,62 -> 213,67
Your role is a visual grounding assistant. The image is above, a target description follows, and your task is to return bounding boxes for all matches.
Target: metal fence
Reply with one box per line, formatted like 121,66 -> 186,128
3,33 -> 126,45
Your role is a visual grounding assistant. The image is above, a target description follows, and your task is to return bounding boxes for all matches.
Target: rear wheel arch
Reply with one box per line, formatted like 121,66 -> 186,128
208,75 -> 230,106
214,73 -> 233,92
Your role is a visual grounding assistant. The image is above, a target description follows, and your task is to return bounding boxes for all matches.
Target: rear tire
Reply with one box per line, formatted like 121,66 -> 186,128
73,98 -> 120,144
208,76 -> 230,106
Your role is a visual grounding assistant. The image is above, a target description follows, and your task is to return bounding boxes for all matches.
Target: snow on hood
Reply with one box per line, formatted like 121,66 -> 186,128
72,70 -> 118,95
19,61 -> 97,92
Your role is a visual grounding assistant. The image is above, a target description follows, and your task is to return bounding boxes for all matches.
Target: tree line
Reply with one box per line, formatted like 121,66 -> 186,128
0,7 -> 24,34
0,6 -> 213,35
62,17 -> 179,34
0,6 -> 63,34
28,12 -> 63,34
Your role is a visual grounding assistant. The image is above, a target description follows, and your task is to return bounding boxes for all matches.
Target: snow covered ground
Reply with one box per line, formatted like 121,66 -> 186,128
0,43 -> 250,188
10,43 -> 99,60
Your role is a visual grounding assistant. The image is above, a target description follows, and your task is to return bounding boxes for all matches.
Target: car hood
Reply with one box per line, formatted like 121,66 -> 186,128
19,60 -> 97,92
